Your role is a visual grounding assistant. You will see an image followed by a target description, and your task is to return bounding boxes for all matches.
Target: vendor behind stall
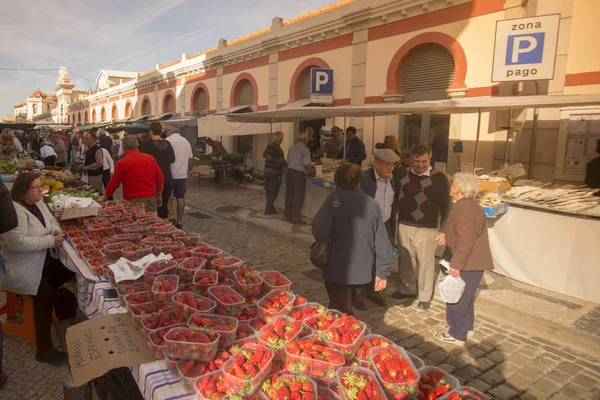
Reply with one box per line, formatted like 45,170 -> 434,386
323,126 -> 343,159
206,138 -> 228,156
336,126 -> 366,166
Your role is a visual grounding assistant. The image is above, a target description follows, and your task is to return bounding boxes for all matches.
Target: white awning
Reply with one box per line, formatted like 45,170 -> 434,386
226,94 -> 600,122
197,115 -> 272,137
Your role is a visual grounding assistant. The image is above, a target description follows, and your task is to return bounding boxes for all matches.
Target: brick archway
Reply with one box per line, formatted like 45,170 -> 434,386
92,109 -> 97,122
111,104 -> 118,120
84,110 -> 88,122
100,107 -> 106,121
162,90 -> 176,114
141,96 -> 152,116
384,32 -> 467,96
125,101 -> 133,118
289,57 -> 331,103
190,82 -> 210,112
230,73 -> 259,107
78,112 -> 82,123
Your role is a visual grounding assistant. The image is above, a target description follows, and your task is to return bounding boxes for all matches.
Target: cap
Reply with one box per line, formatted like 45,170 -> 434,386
373,148 -> 400,164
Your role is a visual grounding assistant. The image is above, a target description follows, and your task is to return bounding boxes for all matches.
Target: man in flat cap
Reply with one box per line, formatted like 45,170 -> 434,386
357,148 -> 401,308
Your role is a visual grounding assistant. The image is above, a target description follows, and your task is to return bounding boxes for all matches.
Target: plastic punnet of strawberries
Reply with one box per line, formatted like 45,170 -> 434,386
172,291 -> 216,318
355,334 -> 392,366
257,315 -> 303,360
323,314 -> 366,361
260,373 -> 317,400
258,270 -> 291,291
147,324 -> 185,359
164,327 -> 220,361
178,350 -> 230,380
222,344 -> 274,396
188,312 -> 239,348
289,302 -> 326,321
257,289 -> 296,322
152,275 -> 179,302
444,387 -> 495,400
207,285 -> 245,316
303,309 -> 341,335
233,267 -> 263,298
369,345 -> 419,400
336,367 -> 387,400
195,371 -> 233,399
284,335 -> 345,383
177,257 -> 206,281
417,367 -> 459,399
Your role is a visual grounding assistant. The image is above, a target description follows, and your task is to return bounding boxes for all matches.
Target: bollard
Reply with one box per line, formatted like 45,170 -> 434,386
63,372 -> 93,400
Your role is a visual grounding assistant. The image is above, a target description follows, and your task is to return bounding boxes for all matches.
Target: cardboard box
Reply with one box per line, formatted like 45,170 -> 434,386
193,165 -> 212,176
66,313 -> 155,386
479,180 -> 512,194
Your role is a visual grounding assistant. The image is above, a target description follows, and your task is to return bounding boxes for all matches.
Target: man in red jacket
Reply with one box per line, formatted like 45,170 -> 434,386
98,135 -> 164,212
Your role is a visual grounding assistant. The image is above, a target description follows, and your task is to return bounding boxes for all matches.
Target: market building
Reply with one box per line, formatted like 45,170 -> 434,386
12,88 -> 57,122
46,0 -> 599,182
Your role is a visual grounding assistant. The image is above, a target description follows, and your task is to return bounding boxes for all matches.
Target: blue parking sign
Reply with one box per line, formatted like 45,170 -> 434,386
505,33 -> 545,65
311,68 -> 333,95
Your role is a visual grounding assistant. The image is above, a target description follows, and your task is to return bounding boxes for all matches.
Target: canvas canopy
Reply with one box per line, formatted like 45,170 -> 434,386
197,115 -> 272,137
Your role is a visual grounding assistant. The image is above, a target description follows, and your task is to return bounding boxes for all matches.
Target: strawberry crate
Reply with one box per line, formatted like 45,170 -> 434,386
121,244 -> 153,261
147,325 -> 184,360
408,351 -> 425,370
171,249 -> 193,261
233,268 -> 263,298
128,300 -> 170,328
418,366 -> 460,399
124,291 -> 154,307
354,334 -> 394,368
162,348 -> 182,372
83,217 -> 110,226
153,240 -> 184,256
335,366 -> 387,400
70,236 -> 90,246
102,241 -> 134,259
164,327 -> 220,361
187,312 -> 239,349
152,275 -> 179,302
323,314 -> 366,362
173,232 -> 202,246
178,257 -> 207,282
172,291 -> 217,319
258,271 -> 291,292
116,282 -> 152,307
138,216 -> 161,225
302,309 -> 342,337
155,228 -> 181,239
193,270 -> 218,296
221,344 -> 275,397
75,243 -> 96,255
142,235 -> 173,244
144,260 -> 178,283
259,373 -> 317,400
80,249 -> 104,260
86,224 -> 114,237
85,257 -> 109,277
318,385 -> 341,400
210,257 -> 244,278
257,315 -> 303,360
438,386 -> 493,400
284,335 -> 345,384
194,371 -> 236,399
237,304 -> 259,323
140,311 -> 183,336
122,225 -> 149,235
177,358 -> 226,392
289,302 -> 326,321
369,344 -> 420,400
113,233 -> 143,244
256,290 -> 296,322
192,246 -> 224,261
236,324 -> 256,341
207,286 -> 245,317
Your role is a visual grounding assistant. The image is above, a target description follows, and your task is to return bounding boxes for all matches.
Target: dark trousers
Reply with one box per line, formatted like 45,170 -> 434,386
365,219 -> 394,296
56,162 -> 66,168
284,169 -> 306,223
0,320 -> 3,371
102,169 -> 113,200
34,255 -> 75,352
44,156 -> 56,167
264,173 -> 282,213
158,179 -> 173,219
446,270 -> 483,341
325,281 -> 362,315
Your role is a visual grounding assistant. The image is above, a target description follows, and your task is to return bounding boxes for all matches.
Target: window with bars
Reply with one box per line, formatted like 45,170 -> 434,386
236,80 -> 254,106
401,43 -> 455,102
142,100 -> 151,116
164,95 -> 174,113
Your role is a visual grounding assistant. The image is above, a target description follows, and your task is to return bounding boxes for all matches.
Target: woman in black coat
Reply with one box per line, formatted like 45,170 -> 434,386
311,163 -> 394,314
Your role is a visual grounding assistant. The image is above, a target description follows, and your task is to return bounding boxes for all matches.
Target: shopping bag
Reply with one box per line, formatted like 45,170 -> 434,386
81,171 -> 88,183
438,259 -> 465,304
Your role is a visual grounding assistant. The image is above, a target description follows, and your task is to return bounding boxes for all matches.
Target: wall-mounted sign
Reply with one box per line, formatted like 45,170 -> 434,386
310,68 -> 333,104
492,14 -> 560,82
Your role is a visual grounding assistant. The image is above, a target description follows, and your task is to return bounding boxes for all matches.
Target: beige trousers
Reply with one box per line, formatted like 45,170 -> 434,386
397,223 -> 438,302
129,196 -> 158,213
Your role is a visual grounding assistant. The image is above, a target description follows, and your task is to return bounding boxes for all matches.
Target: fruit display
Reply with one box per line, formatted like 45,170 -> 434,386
318,385 -> 341,400
112,233 -> 142,244
439,387 -> 491,400
336,367 -> 387,400
294,296 -> 308,306
236,324 -> 255,341
289,303 -> 326,321
355,334 -> 392,367
370,344 -> 420,400
257,315 -> 303,360
323,314 -> 366,362
102,241 -> 133,259
259,270 -> 291,292
222,344 -> 274,396
188,313 -> 239,349
153,240 -> 184,256
178,257 -> 207,282
124,291 -> 153,306
237,305 -> 259,322
260,373 -> 317,400
148,324 -> 185,359
210,257 -> 244,278
85,257 -> 108,276
164,327 -> 220,361
140,311 -> 181,336
417,367 -> 459,400
128,301 -> 171,328
194,371 -> 234,399
207,286 -> 245,317
284,335 -> 345,383
257,290 -> 296,322
303,310 -> 341,336
117,282 -> 152,306
121,244 -> 152,261
233,267 -> 263,298
177,351 -> 230,390
172,291 -> 217,318
80,249 -> 103,260
194,270 -> 218,296
152,275 -> 179,302
144,260 -> 178,283
173,232 -> 202,246
191,245 -> 224,261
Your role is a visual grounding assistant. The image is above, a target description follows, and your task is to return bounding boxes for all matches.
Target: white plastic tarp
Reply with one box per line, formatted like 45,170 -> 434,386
197,115 -> 272,137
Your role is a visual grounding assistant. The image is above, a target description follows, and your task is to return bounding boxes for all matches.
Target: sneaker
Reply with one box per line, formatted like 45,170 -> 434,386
417,301 -> 430,310
366,292 -> 387,307
443,323 -> 475,339
434,332 -> 465,346
353,299 -> 368,311
0,369 -> 7,389
36,348 -> 69,366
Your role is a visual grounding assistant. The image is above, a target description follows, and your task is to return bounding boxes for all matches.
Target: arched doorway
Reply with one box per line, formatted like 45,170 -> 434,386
125,101 -> 133,118
163,92 -> 175,114
230,75 -> 258,155
192,86 -> 208,112
68,114 -> 71,124
401,43 -> 456,102
234,80 -> 254,107
92,109 -> 97,122
78,112 -> 82,123
111,104 -> 118,120
141,97 -> 152,116
100,107 -> 106,121
84,111 -> 88,123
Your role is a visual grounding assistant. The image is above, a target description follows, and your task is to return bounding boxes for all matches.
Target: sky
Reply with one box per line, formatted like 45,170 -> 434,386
0,0 -> 337,116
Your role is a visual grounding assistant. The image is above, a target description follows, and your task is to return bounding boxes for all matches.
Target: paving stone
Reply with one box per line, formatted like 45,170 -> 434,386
531,377 -> 561,396
474,357 -> 496,372
464,378 -> 491,393
517,366 -> 546,382
506,373 -> 535,391
416,342 -> 439,353
478,368 -> 505,386
545,370 -> 574,387
556,361 -> 582,377
505,353 -> 531,368
520,388 -> 549,400
572,373 -> 599,389
427,350 -> 450,364
397,337 -> 421,349
436,363 -> 457,374
558,383 -> 589,398
487,349 -> 505,363
488,384 -> 520,400
550,394 -> 572,400
454,365 -> 482,382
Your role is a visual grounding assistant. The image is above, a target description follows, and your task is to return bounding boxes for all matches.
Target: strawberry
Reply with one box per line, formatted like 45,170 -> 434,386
222,344 -> 274,394
257,316 -> 303,359
338,368 -> 386,400
207,285 -> 245,316
237,305 -> 259,321
211,257 -> 244,278
172,291 -> 216,318
259,271 -> 291,290
191,245 -> 223,261
151,275 -> 179,302
234,267 -> 263,297
257,290 -> 296,321
193,270 -> 218,295
164,327 -> 219,361
188,312 -> 239,348
260,373 -> 316,400
303,310 -> 339,334
195,372 -> 231,399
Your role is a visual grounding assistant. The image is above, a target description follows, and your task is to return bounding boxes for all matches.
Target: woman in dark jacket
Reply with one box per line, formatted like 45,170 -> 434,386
435,172 -> 493,345
311,163 -> 394,314
0,181 -> 17,387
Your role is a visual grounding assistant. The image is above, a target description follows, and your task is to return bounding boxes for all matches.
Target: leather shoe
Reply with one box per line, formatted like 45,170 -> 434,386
36,348 -> 69,366
417,301 -> 430,310
353,299 -> 368,311
391,292 -> 416,300
366,292 -> 387,307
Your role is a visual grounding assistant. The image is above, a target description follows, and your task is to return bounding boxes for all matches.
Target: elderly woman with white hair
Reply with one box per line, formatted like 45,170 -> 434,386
435,172 -> 493,345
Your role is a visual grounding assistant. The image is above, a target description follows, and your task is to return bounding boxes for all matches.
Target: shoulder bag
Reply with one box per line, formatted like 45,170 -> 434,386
310,191 -> 340,269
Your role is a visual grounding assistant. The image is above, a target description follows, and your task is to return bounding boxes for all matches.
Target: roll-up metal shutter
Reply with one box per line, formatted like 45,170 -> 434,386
401,43 -> 455,100
299,68 -> 312,100
237,80 -> 254,105
164,95 -> 174,113
195,89 -> 207,111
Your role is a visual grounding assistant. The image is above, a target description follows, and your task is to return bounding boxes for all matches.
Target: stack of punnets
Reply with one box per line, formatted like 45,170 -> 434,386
59,199 -> 495,400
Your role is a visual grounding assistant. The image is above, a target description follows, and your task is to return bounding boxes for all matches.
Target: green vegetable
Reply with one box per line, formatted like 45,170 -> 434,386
0,160 -> 16,174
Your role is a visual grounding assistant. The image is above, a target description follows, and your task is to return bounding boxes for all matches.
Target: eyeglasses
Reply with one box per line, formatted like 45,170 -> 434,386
29,185 -> 44,191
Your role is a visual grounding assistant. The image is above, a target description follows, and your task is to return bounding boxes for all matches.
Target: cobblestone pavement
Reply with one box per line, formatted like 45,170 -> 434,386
2,180 -> 599,399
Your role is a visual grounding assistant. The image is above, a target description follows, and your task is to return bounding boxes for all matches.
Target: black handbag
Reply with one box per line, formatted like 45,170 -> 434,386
310,191 -> 340,269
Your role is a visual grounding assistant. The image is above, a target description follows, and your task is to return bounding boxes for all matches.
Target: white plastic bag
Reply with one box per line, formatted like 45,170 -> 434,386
438,259 -> 466,304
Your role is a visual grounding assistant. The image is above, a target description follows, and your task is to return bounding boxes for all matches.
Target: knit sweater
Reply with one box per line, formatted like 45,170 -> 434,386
395,168 -> 451,231
263,142 -> 286,175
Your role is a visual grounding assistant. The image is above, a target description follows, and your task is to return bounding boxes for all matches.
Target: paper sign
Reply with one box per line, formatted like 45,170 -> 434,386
505,163 -> 527,179
510,119 -> 524,132
452,142 -> 464,154
60,205 -> 101,220
462,162 -> 474,173
67,313 -> 155,386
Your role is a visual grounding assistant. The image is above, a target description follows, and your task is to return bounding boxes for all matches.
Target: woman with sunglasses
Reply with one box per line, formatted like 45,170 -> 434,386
1,173 -> 74,366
